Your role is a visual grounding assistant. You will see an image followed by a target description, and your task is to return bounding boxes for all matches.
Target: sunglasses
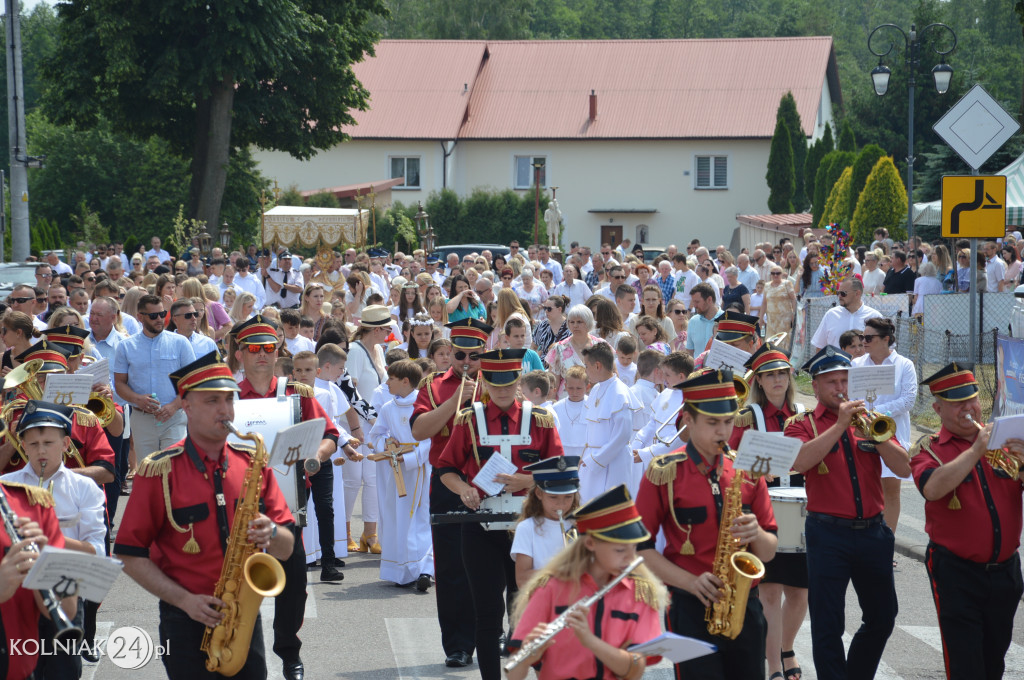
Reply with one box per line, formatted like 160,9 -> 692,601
84,276 -> 96,282
862,334 -> 881,342
35,297 -> 46,303
37,273 -> 52,279
9,296 -> 32,304
142,311 -> 164,320
671,309 -> 688,315
838,291 -> 849,298
542,306 -> 556,311
611,275 -> 626,280
175,311 -> 199,319
453,351 -> 481,361
245,343 -> 278,354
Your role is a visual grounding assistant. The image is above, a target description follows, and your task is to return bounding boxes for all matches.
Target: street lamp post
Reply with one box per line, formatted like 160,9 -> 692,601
532,160 -> 544,247
868,22 -> 957,245
218,221 -> 232,251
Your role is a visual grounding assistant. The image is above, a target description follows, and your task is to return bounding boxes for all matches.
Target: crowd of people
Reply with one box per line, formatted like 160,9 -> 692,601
0,229 -> 1020,680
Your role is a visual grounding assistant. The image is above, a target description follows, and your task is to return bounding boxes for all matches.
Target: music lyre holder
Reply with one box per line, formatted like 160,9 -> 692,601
53,574 -> 79,600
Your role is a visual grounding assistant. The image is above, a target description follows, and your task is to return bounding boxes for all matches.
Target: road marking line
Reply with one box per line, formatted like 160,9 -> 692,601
82,621 -> 113,680
260,583 -> 319,680
385,616 -> 477,679
900,625 -> 1024,679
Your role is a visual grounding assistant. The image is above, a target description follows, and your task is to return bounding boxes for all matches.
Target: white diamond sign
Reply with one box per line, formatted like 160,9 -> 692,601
933,84 -> 1020,170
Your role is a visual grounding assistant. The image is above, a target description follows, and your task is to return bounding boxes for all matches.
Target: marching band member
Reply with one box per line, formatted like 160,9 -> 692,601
410,318 -> 491,669
552,365 -> 588,458
911,363 -> 1024,680
507,484 -> 667,680
0,478 -> 72,680
728,342 -> 806,680
437,347 -> 563,680
510,456 -> 581,588
636,368 -> 777,679
784,346 -> 910,680
232,317 -> 340,680
367,359 -> 433,590
579,342 -> 642,501
692,310 -> 760,370
631,352 -> 693,469
112,351 -> 295,680
1,401 -> 106,679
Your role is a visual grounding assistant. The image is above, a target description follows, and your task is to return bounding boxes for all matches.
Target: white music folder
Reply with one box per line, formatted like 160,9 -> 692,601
628,632 -> 717,663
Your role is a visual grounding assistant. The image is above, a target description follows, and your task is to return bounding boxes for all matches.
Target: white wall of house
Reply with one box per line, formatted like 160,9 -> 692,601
811,78 -> 836,144
253,138 -> 774,250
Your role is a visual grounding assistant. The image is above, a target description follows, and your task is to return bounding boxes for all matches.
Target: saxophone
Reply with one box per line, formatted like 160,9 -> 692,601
705,446 -> 766,640
201,422 -> 287,676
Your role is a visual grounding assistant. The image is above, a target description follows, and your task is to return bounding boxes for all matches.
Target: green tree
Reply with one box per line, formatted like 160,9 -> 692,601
804,138 -> 825,205
851,156 -> 908,243
821,122 -> 834,153
776,92 -> 808,209
838,119 -> 857,152
43,0 -> 388,230
766,118 -> 795,213
847,144 -> 887,222
306,192 -> 342,209
811,150 -> 855,227
824,166 -> 853,227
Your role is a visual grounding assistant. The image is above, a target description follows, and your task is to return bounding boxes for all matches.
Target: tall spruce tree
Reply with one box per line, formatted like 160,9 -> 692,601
766,118 -> 795,214
838,119 -> 857,152
776,92 -> 808,210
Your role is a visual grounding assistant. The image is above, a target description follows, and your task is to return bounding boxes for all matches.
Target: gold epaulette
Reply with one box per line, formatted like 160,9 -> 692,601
783,412 -> 806,429
71,406 -> 98,428
227,442 -> 257,457
418,372 -> 440,390
531,406 -> 555,428
734,407 -> 754,428
0,481 -> 54,508
909,433 -> 936,459
287,381 -> 314,399
646,453 -> 686,486
454,406 -> 474,427
136,446 -> 184,478
629,574 -> 659,608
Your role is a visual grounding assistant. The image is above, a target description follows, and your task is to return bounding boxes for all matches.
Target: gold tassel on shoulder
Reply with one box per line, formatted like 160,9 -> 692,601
630,575 -> 657,607
71,407 -> 98,428
1,481 -> 56,508
136,448 -> 182,478
645,454 -> 683,486
531,408 -> 554,428
734,408 -> 754,429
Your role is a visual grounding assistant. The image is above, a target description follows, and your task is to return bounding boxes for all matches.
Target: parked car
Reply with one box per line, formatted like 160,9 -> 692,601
0,262 -> 44,299
431,244 -> 511,263
637,246 -> 667,264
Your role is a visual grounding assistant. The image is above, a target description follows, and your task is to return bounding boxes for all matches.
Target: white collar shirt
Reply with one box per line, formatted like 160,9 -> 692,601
810,302 -> 883,350
2,465 -> 107,556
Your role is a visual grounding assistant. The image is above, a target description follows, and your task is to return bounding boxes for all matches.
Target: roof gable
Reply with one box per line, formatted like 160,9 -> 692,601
347,38 -> 839,141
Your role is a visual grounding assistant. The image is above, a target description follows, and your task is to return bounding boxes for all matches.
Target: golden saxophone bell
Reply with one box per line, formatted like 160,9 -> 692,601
85,392 -> 117,428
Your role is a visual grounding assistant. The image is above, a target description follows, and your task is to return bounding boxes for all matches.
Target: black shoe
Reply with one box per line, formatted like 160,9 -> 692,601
82,646 -> 100,663
415,573 -> 432,592
283,660 -> 304,680
499,633 -> 509,658
330,557 -> 346,568
320,565 -> 344,582
445,651 -> 472,667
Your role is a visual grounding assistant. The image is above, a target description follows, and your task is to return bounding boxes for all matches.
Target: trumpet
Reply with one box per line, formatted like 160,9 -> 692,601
838,394 -> 896,443
85,392 -> 117,428
966,414 -> 1021,480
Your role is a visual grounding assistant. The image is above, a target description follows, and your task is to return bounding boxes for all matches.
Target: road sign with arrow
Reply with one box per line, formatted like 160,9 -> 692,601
941,175 -> 1006,238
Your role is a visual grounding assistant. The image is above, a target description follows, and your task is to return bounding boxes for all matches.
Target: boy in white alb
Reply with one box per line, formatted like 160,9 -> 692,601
631,352 -> 694,471
367,359 -> 434,589
553,365 -> 588,459
579,342 -> 642,502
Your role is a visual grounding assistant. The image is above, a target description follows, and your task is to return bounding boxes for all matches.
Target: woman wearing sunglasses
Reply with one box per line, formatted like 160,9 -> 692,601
0,311 -> 41,376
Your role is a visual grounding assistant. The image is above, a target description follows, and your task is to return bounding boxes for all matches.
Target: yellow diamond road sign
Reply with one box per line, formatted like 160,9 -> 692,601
941,175 -> 1006,238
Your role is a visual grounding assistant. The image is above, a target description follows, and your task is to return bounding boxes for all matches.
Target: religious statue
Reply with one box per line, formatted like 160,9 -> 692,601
544,198 -> 562,248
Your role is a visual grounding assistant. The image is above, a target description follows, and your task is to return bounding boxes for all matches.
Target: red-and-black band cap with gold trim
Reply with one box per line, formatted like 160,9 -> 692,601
680,367 -> 738,416
478,348 -> 525,386
921,362 -> 978,402
745,341 -> 792,375
569,484 -> 650,544
15,341 -> 69,374
446,318 -> 492,349
230,314 -> 280,346
41,325 -> 89,358
715,311 -> 759,343
169,351 -> 239,397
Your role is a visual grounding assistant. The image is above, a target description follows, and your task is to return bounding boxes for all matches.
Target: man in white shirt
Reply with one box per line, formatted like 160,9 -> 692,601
45,251 -> 73,276
811,277 -> 882,351
424,256 -> 445,285
143,236 -> 171,264
671,254 -> 700,308
233,257 -> 266,309
751,249 -> 773,283
735,253 -> 759,291
537,245 -> 563,285
264,251 -> 303,308
861,252 -> 885,295
984,241 -> 1006,293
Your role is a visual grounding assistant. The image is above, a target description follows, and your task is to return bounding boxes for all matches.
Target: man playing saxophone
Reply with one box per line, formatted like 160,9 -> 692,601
113,351 -> 295,680
910,363 -> 1024,680
784,346 -> 910,680
636,368 -> 777,679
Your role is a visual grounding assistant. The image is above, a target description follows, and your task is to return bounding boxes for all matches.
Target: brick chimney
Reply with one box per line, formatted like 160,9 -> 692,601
589,90 -> 597,122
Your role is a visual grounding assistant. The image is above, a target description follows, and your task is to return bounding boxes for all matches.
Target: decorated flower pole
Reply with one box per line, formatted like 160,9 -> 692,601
818,223 -> 855,295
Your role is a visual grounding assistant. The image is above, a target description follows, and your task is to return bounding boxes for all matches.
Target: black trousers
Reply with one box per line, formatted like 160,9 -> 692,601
35,598 -> 85,679
429,472 -> 476,658
665,586 -> 765,679
926,544 -> 1023,680
461,522 -> 516,680
806,515 -> 897,680
305,463 -> 336,562
158,600 -> 267,680
272,525 -> 306,664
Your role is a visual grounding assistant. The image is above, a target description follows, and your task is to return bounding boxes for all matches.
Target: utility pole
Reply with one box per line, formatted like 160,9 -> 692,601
5,0 -> 29,262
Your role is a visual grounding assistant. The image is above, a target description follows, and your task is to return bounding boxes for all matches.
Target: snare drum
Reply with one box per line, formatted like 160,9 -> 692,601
769,487 -> 807,553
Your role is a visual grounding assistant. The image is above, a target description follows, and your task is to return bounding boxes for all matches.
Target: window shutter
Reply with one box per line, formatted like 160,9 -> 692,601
714,157 -> 728,188
696,157 -> 710,188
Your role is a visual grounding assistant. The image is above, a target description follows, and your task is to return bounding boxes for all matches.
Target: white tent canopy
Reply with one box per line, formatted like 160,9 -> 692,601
913,151 -> 1024,226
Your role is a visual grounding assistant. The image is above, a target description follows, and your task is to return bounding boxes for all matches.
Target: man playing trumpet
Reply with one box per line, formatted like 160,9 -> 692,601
910,363 -> 1024,680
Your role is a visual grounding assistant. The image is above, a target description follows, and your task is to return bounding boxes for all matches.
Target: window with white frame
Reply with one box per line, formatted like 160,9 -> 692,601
514,155 -> 546,189
694,155 -> 728,189
389,157 -> 421,189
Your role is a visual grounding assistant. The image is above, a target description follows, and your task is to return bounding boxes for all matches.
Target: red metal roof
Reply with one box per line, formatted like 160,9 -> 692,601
300,177 -> 405,199
347,38 -> 839,141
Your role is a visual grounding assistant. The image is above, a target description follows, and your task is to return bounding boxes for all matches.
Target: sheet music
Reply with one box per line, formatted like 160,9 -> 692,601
846,365 -> 896,401
267,419 -> 326,471
987,414 -> 1024,450
704,340 -> 752,373
472,454 -> 518,497
76,358 -> 109,383
732,429 -> 801,476
23,546 -> 123,603
628,632 -> 717,663
41,373 -> 94,406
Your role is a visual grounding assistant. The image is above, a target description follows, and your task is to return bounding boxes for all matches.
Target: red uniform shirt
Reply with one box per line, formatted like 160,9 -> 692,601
910,427 -> 1024,564
784,404 -> 892,519
112,438 -> 294,595
636,444 -> 776,575
411,368 -> 465,467
728,401 -> 796,449
436,400 -> 562,494
236,377 -> 341,444
0,482 -> 66,680
509,573 -> 663,679
2,403 -> 115,477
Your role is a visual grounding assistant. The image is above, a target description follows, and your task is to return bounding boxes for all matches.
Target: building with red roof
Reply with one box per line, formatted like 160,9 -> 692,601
254,37 -> 841,250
